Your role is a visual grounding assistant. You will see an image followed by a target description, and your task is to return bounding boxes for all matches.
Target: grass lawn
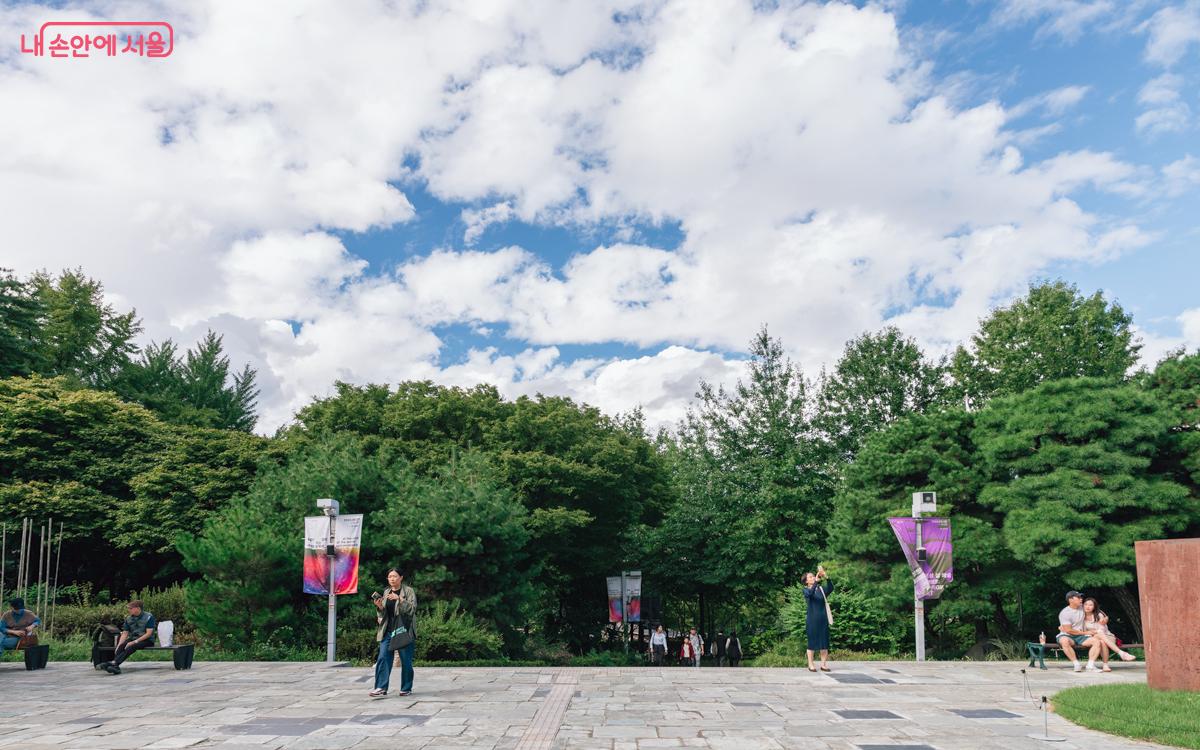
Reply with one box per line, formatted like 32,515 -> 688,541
1053,683 -> 1200,749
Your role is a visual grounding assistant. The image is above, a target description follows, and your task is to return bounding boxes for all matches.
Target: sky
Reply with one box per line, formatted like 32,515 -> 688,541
2,0 -> 1198,433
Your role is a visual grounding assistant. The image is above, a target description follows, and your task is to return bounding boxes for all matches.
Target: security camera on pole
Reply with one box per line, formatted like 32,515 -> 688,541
888,491 -> 954,663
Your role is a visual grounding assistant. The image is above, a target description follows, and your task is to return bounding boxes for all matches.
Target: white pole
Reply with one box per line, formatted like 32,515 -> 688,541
326,514 -> 337,663
915,595 -> 925,662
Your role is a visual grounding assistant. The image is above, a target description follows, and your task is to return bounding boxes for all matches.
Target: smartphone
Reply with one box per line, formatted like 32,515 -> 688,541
371,591 -> 382,600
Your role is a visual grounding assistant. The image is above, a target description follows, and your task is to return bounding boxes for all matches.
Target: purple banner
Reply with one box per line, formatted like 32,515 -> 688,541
888,517 -> 953,600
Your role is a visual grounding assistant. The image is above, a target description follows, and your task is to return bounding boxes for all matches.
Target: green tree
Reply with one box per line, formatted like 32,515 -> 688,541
652,327 -> 832,631
974,377 -> 1195,639
816,326 -> 948,463
113,331 -> 259,431
0,268 -> 46,377
1143,349 -> 1200,490
372,451 -> 535,642
826,407 -> 1023,646
31,269 -> 141,388
177,435 -> 391,647
951,281 -> 1139,406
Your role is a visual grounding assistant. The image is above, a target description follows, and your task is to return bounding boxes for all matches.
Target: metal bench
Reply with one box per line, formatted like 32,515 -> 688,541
7,641 -> 50,670
90,624 -> 195,670
1026,640 -> 1142,669
91,642 -> 195,670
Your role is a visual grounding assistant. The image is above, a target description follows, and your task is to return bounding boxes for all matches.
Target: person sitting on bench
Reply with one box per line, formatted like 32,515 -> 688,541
1058,590 -> 1102,673
0,598 -> 39,657
99,599 -> 156,675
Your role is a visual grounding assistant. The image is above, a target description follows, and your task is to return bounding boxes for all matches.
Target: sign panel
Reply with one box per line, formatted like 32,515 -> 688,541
303,514 -> 363,595
888,516 -> 953,600
625,572 -> 642,623
607,576 -> 624,622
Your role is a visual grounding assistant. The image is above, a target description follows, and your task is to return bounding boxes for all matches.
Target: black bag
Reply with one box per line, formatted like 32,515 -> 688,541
387,609 -> 415,650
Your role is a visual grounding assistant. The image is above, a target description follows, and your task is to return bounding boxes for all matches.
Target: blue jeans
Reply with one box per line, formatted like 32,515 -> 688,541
0,635 -> 17,656
374,639 -> 414,692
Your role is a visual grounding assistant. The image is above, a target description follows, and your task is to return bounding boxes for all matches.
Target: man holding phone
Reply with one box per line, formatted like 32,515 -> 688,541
369,568 -> 417,698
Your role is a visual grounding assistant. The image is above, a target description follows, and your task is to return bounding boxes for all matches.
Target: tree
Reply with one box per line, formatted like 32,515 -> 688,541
951,281 -> 1139,406
31,269 -> 141,388
1143,349 -> 1200,491
372,451 -> 536,641
113,331 -> 260,431
816,326 -> 948,463
826,407 -> 1023,646
290,380 -> 670,651
177,435 -> 391,647
654,327 -> 832,626
974,378 -> 1195,640
0,268 -> 45,377
0,376 -> 275,592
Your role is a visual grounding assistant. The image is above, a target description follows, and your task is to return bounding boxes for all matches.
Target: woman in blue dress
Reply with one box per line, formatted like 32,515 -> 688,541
802,565 -> 833,672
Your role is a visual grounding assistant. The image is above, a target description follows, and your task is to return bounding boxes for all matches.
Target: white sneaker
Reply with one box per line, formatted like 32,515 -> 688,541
1073,662 -> 1082,672
1119,651 -> 1136,662
1085,664 -> 1100,672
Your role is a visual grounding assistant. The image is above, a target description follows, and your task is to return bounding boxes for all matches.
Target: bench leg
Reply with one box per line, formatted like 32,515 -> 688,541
173,645 -> 194,670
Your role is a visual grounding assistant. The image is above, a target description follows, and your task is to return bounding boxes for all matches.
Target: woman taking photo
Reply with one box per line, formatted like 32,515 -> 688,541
802,565 -> 833,673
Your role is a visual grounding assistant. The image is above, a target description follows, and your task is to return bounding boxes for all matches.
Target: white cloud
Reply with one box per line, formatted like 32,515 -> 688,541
992,0 -> 1115,42
1143,1 -> 1200,66
1181,308 -> 1200,348
0,0 -> 1173,433
1163,154 -> 1200,195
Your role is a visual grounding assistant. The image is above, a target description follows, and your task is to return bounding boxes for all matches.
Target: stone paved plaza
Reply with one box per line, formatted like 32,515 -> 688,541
0,660 -> 1160,750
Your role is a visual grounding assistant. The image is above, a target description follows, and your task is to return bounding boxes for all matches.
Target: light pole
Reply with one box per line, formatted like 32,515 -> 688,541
317,498 -> 339,663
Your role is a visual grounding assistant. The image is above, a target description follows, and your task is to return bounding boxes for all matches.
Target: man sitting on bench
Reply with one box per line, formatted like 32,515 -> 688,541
1058,590 -> 1102,673
99,599 -> 156,675
0,598 -> 39,657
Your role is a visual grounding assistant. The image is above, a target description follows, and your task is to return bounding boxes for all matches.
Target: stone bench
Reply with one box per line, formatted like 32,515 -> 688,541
90,642 -> 195,670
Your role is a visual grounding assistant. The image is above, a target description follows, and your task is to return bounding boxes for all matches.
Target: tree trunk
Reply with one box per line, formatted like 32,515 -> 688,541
1110,584 -> 1142,643
990,592 -> 1013,635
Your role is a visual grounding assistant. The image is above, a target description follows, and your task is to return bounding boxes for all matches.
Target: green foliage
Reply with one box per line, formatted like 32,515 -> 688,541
0,268 -> 45,377
650,327 -> 833,616
817,326 -> 949,463
371,452 -> 535,636
413,601 -> 503,661
0,376 -> 274,590
29,269 -> 141,389
112,332 -> 259,432
1144,349 -> 1200,491
779,580 -> 902,653
975,378 -> 1194,591
178,435 -> 389,647
951,280 -> 1139,406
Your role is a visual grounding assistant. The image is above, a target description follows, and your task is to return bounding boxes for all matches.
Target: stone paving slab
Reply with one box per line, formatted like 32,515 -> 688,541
0,660 -> 1163,749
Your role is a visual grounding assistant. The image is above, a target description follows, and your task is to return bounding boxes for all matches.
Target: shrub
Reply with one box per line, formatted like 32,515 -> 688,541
413,601 -> 503,661
779,581 -> 903,653
42,584 -> 191,639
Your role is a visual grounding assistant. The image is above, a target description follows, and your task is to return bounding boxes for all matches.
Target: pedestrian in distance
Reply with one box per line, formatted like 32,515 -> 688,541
726,631 -> 742,667
650,624 -> 667,665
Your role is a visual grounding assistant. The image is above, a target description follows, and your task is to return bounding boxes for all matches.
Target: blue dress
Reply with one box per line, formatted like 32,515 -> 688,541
803,579 -> 834,650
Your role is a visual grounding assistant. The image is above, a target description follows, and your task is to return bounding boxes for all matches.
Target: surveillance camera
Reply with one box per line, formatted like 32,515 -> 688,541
316,498 -> 339,515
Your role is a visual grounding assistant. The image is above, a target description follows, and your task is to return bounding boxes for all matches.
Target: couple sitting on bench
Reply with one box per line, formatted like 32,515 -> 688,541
97,599 -> 156,675
1057,590 -> 1136,673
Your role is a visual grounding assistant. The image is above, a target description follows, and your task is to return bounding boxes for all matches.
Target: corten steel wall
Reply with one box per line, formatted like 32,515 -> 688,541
1135,538 -> 1200,692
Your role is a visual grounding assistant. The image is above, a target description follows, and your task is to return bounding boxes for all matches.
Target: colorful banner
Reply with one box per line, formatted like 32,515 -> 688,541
625,573 -> 642,623
303,514 -> 363,595
607,576 -> 623,622
888,517 -> 953,600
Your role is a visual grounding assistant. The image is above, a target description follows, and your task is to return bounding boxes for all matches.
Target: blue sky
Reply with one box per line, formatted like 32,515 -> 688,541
3,0 -> 1198,430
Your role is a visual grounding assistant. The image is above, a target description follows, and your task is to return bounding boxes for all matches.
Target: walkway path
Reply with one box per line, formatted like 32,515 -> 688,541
0,660 -> 1159,749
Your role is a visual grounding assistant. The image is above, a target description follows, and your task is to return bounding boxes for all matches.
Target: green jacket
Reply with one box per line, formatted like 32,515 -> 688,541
374,585 -> 416,642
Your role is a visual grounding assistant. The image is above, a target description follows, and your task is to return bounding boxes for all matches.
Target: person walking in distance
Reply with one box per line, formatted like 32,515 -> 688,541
711,629 -> 727,667
803,566 -> 833,673
650,625 -> 667,665
726,631 -> 743,667
369,568 -> 417,698
688,628 -> 704,668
